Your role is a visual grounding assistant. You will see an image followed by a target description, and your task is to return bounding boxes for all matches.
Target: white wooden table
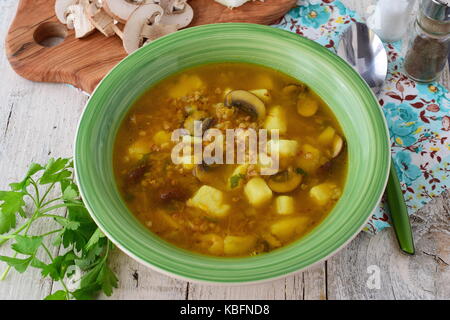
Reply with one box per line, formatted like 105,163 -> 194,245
0,0 -> 449,300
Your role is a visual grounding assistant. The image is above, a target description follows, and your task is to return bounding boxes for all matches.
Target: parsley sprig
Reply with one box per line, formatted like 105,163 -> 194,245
0,158 -> 118,300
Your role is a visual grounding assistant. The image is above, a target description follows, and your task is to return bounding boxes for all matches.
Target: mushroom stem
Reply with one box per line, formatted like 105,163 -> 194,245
112,23 -> 124,39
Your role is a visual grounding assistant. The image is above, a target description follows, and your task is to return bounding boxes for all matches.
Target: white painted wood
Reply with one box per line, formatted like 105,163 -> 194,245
0,0 -> 448,300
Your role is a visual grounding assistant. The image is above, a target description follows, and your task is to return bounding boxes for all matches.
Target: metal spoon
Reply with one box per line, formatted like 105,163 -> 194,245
337,22 -> 415,255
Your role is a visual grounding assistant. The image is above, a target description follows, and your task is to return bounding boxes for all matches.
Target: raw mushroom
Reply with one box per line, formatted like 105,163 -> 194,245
83,0 -> 116,37
224,90 -> 266,121
65,4 -> 96,38
123,3 -> 177,54
55,0 -> 79,24
267,168 -> 302,193
103,0 -> 154,24
156,0 -> 193,28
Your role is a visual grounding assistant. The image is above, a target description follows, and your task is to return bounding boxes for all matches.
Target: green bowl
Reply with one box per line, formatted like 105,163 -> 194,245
75,23 -> 390,283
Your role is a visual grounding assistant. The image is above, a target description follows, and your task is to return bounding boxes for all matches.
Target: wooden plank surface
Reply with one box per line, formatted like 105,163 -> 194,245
5,0 -> 296,94
0,0 -> 449,300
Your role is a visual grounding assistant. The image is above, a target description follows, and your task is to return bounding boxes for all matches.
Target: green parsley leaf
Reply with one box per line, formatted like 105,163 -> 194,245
40,252 -> 76,281
0,157 -> 117,300
0,256 -> 32,273
63,184 -> 79,201
230,174 -> 245,189
0,191 -> 26,215
11,235 -> 43,255
295,168 -> 307,176
44,290 -> 68,300
40,158 -> 72,185
85,228 -> 105,251
9,163 -> 44,191
0,210 -> 16,234
98,264 -> 118,296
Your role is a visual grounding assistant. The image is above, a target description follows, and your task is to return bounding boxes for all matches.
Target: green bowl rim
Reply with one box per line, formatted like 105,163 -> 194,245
74,23 -> 390,284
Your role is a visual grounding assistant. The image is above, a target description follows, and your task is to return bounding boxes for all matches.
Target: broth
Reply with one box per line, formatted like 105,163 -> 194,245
114,63 -> 347,257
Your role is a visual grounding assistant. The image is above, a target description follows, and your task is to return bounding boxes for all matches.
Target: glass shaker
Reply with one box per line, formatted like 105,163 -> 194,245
404,0 -> 450,82
367,0 -> 416,42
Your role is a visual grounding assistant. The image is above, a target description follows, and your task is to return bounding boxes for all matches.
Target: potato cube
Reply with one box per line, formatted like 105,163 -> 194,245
128,138 -> 151,160
297,144 -> 322,173
187,185 -> 230,218
250,89 -> 271,102
318,126 -> 336,146
254,74 -> 274,89
309,182 -> 341,206
270,217 -> 309,241
244,177 -> 273,207
268,139 -> 298,159
169,74 -> 204,99
275,196 -> 295,215
153,130 -> 171,147
224,235 -> 257,255
198,234 -> 224,256
264,106 -> 287,135
297,96 -> 319,117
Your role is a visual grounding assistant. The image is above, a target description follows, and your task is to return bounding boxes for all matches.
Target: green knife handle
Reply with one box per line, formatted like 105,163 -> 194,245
386,160 -> 415,255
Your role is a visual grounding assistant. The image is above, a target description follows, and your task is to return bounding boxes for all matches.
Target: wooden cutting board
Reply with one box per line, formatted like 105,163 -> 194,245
5,0 -> 296,94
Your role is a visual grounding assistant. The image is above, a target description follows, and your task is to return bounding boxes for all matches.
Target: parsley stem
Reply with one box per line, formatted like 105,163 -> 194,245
37,229 -> 63,238
0,253 -> 16,281
41,242 -> 72,299
38,214 -> 68,220
0,209 -> 40,279
40,196 -> 63,209
39,182 -> 56,207
29,178 -> 41,206
40,203 -> 84,214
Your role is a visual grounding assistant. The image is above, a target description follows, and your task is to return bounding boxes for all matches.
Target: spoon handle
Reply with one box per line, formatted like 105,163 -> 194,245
386,160 -> 415,255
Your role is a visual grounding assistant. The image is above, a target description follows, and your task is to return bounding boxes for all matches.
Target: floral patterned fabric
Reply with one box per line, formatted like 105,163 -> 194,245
273,0 -> 450,233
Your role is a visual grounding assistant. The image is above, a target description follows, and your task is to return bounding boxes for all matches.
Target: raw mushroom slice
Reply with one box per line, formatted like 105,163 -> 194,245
103,0 -> 155,24
140,22 -> 178,45
83,0 -> 116,37
159,3 -> 193,29
65,4 -> 96,38
55,0 -> 79,24
155,0 -> 186,13
123,4 -> 176,54
224,90 -> 266,121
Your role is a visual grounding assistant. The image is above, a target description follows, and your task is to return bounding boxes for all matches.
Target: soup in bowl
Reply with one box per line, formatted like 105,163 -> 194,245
75,23 -> 389,283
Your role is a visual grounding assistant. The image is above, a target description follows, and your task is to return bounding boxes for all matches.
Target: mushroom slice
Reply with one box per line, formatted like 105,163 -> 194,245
267,168 -> 302,193
194,163 -> 220,185
224,90 -> 266,121
122,4 -> 165,54
331,135 -> 344,158
155,0 -> 193,29
65,4 -> 96,38
103,0 -> 154,24
55,0 -> 79,24
83,0 -> 116,37
140,22 -> 178,45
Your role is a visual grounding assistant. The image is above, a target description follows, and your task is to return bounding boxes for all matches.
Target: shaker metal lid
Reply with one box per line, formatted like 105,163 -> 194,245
422,0 -> 450,22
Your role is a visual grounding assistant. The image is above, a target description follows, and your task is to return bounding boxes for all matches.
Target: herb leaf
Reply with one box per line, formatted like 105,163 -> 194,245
0,256 -> 33,273
44,290 -> 68,300
0,157 -> 117,300
230,174 -> 245,189
11,235 -> 43,255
